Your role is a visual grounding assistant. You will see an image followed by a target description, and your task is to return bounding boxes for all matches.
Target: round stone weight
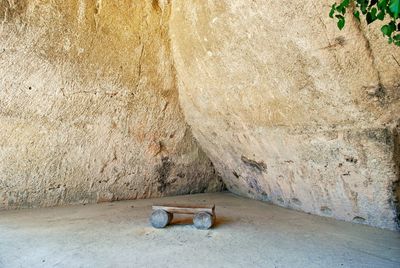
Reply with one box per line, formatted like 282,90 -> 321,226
193,212 -> 214,230
150,209 -> 173,228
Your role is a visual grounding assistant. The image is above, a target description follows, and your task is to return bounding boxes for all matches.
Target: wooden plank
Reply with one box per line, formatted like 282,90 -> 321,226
152,204 -> 215,215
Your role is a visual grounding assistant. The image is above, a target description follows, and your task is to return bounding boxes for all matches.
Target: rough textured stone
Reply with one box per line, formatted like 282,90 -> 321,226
193,212 -> 214,230
169,0 -> 400,230
1,0 -> 399,232
0,0 -> 224,209
150,209 -> 173,228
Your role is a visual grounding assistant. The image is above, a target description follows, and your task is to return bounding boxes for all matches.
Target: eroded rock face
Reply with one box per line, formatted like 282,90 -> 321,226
1,0 -> 399,230
0,0 -> 224,209
170,0 -> 400,230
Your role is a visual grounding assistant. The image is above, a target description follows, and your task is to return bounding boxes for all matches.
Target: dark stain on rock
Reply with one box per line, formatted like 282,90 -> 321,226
335,36 -> 346,46
260,191 -> 269,201
366,128 -> 392,146
241,155 -> 267,173
291,198 -> 302,206
156,156 -> 172,192
319,36 -> 346,50
352,216 -> 366,223
391,126 -> 400,229
277,196 -> 284,204
246,178 -> 264,194
151,0 -> 162,13
320,206 -> 332,215
345,156 -> 358,164
365,83 -> 387,105
365,84 -> 384,97
232,171 -> 239,178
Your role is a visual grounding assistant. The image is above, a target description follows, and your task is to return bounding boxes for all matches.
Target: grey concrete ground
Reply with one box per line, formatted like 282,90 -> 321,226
0,192 -> 399,268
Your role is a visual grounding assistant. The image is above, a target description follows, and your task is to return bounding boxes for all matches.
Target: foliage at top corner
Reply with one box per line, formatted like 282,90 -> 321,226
330,0 -> 400,46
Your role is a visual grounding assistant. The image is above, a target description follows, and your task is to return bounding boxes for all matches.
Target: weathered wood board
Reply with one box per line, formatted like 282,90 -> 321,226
152,204 -> 215,215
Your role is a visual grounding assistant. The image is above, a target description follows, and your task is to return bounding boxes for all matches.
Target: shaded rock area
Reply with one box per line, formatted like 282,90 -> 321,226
169,0 -> 400,230
0,0 -> 224,209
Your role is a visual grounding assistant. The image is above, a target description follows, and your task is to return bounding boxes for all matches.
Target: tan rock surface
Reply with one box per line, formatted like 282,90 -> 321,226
1,0 -> 399,231
0,0 -> 224,209
169,0 -> 400,230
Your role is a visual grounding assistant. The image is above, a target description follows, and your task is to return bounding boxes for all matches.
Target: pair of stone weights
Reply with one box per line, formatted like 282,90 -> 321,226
150,204 -> 216,230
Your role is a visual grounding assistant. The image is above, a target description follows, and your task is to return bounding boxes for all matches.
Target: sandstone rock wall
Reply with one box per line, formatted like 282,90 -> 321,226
169,0 -> 400,230
0,0 -> 224,209
1,0 -> 399,231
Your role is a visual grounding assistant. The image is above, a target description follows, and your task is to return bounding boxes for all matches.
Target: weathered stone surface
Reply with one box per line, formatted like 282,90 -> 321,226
150,209 -> 173,228
193,212 -> 214,230
0,0 -> 224,209
1,0 -> 399,231
169,1 -> 400,230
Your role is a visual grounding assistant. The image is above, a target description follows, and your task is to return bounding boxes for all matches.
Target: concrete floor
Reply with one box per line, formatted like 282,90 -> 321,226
0,193 -> 399,268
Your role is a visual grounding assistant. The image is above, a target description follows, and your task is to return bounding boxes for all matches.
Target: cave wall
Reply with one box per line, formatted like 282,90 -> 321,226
169,0 -> 400,230
0,0 -> 224,209
1,0 -> 399,231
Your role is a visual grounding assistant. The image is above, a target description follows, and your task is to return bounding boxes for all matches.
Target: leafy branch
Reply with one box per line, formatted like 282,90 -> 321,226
329,0 -> 400,46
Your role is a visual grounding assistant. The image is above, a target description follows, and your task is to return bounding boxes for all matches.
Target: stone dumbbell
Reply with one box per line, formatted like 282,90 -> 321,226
193,211 -> 215,230
150,204 -> 216,229
150,209 -> 173,228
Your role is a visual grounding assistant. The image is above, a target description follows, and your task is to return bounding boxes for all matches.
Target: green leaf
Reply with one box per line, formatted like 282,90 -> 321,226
371,7 -> 378,17
360,1 -> 369,14
329,0 -> 399,46
338,17 -> 346,30
377,11 -> 386,20
381,22 -> 396,36
342,0 -> 351,7
336,5 -> 346,14
354,10 -> 361,20
329,4 -> 336,18
366,8 -> 378,24
389,0 -> 400,19
378,0 -> 388,9
389,20 -> 397,30
381,25 -> 391,36
336,0 -> 351,14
